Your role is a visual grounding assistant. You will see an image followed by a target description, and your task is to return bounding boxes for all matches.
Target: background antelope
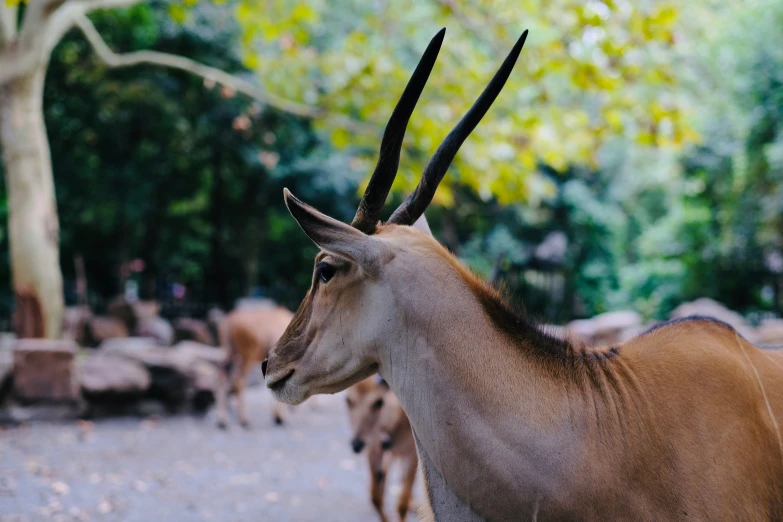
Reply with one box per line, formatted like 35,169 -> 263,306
216,301 -> 293,429
346,377 -> 418,522
264,28 -> 783,520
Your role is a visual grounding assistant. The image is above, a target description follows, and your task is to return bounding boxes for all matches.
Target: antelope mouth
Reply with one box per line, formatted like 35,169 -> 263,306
267,368 -> 295,391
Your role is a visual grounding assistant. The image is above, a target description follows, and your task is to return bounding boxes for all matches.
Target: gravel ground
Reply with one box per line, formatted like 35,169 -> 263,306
0,388 -> 423,522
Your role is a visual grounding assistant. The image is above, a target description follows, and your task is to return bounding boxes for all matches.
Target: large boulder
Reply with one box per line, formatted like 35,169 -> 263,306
173,318 -> 215,346
106,296 -> 137,332
77,354 -> 151,396
0,333 -> 13,405
669,298 -> 756,341
99,338 -> 221,412
132,300 -> 161,320
756,319 -> 783,347
566,310 -> 642,346
12,340 -> 80,403
62,306 -> 92,345
83,316 -> 129,347
174,341 -> 225,365
135,316 -> 174,346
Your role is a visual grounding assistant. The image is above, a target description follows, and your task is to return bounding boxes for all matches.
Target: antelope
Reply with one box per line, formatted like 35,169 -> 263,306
216,302 -> 293,429
346,377 -> 418,522
263,27 -> 783,520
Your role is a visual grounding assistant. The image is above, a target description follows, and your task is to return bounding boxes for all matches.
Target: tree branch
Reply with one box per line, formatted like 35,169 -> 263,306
73,14 -> 376,133
0,3 -> 18,45
74,0 -> 145,14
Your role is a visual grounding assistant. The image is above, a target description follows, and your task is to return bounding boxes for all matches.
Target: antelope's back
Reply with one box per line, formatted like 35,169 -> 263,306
225,305 -> 294,354
622,318 -> 783,517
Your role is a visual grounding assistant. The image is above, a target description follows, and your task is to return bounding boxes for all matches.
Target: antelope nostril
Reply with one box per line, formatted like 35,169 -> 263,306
268,368 -> 295,390
261,359 -> 268,377
351,438 -> 365,454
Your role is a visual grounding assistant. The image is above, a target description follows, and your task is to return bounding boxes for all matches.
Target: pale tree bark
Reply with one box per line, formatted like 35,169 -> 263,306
0,69 -> 63,338
0,0 -> 371,339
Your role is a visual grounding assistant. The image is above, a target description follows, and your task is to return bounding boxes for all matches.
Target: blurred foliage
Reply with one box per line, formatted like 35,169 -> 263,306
228,0 -> 694,206
1,2 -> 362,313
1,0 -> 781,324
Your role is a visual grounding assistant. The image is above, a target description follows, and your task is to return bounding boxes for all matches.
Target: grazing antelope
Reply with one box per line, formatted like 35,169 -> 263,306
346,377 -> 418,522
216,302 -> 293,429
264,27 -> 783,521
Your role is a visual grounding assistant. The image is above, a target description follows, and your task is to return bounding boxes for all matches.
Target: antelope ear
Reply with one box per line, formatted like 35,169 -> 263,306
411,214 -> 433,237
284,189 -> 382,267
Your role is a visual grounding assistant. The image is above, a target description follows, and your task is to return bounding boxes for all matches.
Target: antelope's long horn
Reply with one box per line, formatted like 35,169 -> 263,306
388,30 -> 528,226
350,28 -> 446,234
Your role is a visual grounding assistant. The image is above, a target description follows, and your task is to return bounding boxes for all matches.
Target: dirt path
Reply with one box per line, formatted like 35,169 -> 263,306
0,388 -> 423,521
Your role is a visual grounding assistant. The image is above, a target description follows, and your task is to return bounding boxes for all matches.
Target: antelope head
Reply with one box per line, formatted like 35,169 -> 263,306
345,377 -> 390,454
264,28 -> 528,405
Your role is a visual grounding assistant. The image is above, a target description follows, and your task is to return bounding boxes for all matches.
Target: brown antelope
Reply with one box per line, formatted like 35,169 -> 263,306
216,302 -> 293,429
346,377 -> 418,522
264,27 -> 783,520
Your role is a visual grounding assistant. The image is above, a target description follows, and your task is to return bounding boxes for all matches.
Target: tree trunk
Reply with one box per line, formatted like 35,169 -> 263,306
0,70 -> 63,338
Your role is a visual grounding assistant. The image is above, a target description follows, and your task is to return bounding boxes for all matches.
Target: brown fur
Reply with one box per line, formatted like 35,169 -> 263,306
267,205 -> 783,521
346,378 -> 418,522
216,304 -> 293,429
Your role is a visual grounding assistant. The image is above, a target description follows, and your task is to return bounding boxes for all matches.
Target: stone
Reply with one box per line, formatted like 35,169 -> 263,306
756,318 -> 783,347
173,318 -> 215,346
174,341 -> 225,366
566,311 -> 642,346
669,298 -> 756,341
12,340 -> 80,403
135,316 -> 174,346
0,333 -> 13,405
78,354 -> 151,395
190,360 -> 218,413
100,339 -> 220,412
0,403 -> 85,424
62,306 -> 91,344
84,316 -> 129,347
565,319 -> 596,343
132,300 -> 161,320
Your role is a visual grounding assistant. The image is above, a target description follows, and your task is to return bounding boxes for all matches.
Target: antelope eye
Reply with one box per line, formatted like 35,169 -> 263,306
372,398 -> 384,410
316,262 -> 336,283
346,397 -> 354,408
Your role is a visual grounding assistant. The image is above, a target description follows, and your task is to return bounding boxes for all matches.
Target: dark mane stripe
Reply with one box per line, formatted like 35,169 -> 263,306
642,315 -> 737,336
472,283 -> 575,359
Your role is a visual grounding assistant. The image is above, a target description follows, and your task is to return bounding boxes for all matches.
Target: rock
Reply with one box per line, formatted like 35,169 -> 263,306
84,316 -> 129,347
132,300 -> 161,320
106,296 -> 137,332
62,306 -> 91,344
0,333 -> 13,405
12,340 -> 80,403
235,298 -> 277,310
78,354 -> 151,395
0,403 -> 85,424
206,308 -> 225,346
174,318 -> 215,346
190,360 -> 218,413
756,319 -> 783,346
669,298 -> 756,341
135,316 -> 174,346
566,311 -> 642,346
565,319 -> 595,344
592,310 -> 642,332
540,324 -> 568,340
100,337 -> 158,354
174,341 -> 225,365
100,338 -> 219,412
